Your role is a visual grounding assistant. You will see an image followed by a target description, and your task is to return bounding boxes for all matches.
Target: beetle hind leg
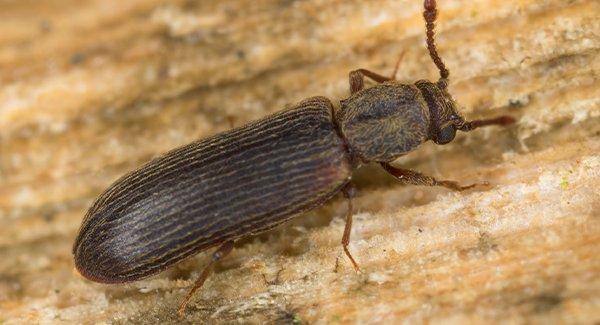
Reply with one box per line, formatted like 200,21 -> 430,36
341,183 -> 360,272
178,241 -> 234,316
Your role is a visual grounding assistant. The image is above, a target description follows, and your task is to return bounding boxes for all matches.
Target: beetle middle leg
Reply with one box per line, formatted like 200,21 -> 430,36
381,163 -> 489,191
178,240 -> 234,316
341,182 -> 360,272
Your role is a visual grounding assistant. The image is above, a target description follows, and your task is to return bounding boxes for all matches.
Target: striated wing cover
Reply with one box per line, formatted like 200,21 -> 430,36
73,97 -> 352,283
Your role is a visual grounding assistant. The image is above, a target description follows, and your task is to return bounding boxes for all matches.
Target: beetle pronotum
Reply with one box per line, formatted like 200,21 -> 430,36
73,0 -> 515,315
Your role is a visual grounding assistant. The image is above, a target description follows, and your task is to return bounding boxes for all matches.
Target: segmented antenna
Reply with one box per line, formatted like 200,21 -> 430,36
423,0 -> 449,81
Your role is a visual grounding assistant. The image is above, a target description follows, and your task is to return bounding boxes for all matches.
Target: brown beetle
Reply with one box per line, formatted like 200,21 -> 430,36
73,0 -> 515,315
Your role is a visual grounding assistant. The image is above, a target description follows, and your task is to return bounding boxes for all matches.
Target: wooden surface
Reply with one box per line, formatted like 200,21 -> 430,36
0,0 -> 599,323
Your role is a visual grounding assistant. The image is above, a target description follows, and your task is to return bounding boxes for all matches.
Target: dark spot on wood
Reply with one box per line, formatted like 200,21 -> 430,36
236,50 -> 246,60
0,274 -> 23,300
39,20 -> 52,33
531,293 -> 562,313
70,53 -> 86,65
43,210 -> 56,222
262,268 -> 284,286
477,232 -> 498,254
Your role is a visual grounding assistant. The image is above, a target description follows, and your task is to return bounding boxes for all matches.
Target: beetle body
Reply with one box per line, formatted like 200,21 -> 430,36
74,78 -> 470,283
73,97 -> 353,282
73,0 -> 515,314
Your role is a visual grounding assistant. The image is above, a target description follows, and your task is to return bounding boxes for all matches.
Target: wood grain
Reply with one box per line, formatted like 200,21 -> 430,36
0,0 -> 598,323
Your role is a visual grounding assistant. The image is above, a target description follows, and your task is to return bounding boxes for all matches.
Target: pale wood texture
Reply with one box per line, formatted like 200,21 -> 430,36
0,0 -> 598,323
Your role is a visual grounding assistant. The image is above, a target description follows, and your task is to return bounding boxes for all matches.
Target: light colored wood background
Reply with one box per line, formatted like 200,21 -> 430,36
0,0 -> 598,323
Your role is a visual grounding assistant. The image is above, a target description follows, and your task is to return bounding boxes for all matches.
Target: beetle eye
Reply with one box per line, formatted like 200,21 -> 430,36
436,125 -> 456,144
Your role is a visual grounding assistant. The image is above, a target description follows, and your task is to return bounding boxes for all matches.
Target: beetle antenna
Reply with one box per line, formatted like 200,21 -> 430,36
423,0 -> 449,83
457,116 -> 516,132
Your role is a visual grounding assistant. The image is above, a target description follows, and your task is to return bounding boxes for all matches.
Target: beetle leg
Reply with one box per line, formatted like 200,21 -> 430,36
457,115 -> 516,132
226,115 -> 236,129
178,241 -> 234,316
389,51 -> 407,81
350,51 -> 406,94
381,163 -> 489,191
349,69 -> 393,94
341,183 -> 360,272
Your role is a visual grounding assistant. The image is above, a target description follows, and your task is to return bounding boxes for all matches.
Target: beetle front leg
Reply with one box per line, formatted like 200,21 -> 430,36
341,183 -> 360,272
349,51 -> 407,94
178,241 -> 235,316
381,163 -> 489,191
349,69 -> 393,94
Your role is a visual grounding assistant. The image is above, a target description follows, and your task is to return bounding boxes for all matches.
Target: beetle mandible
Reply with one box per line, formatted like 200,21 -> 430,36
73,0 -> 515,315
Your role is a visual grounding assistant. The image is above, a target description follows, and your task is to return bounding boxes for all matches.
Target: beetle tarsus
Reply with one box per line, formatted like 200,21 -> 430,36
381,163 -> 489,192
436,180 -> 491,192
178,241 -> 235,317
341,183 -> 360,272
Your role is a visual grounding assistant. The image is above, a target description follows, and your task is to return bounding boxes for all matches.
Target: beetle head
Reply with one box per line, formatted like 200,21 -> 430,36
414,79 -> 469,145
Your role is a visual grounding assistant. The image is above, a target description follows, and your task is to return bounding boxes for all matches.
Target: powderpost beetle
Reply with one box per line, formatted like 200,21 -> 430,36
73,0 -> 515,315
